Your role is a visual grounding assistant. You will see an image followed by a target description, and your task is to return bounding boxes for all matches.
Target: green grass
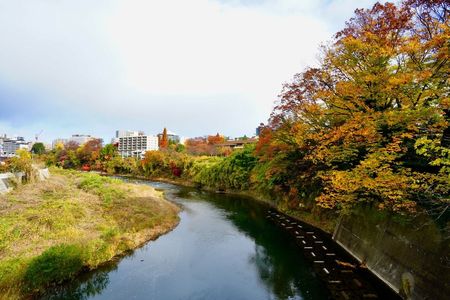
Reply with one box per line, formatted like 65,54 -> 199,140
23,244 -> 84,292
78,174 -> 126,205
0,168 -> 179,299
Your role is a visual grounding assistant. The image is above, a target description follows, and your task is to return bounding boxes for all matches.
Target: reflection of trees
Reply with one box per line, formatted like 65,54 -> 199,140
250,245 -> 301,300
40,264 -> 116,300
178,187 -> 328,300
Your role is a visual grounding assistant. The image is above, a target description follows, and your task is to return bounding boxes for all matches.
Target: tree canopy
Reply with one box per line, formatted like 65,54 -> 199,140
257,0 -> 449,213
31,143 -> 45,155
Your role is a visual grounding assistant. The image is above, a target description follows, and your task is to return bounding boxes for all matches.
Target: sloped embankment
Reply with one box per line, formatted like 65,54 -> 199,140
0,168 -> 180,299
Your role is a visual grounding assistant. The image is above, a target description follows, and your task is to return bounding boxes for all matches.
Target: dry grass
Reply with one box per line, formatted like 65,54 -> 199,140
0,168 -> 179,299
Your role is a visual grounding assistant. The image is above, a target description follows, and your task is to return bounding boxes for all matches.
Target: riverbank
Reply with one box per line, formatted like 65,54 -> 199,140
114,172 -> 337,234
0,168 -> 180,299
36,179 -> 333,300
131,175 -> 446,299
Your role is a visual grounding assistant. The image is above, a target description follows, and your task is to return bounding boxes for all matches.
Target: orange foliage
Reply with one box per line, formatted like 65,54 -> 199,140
207,133 -> 225,145
186,134 -> 225,155
258,0 -> 449,213
159,128 -> 169,149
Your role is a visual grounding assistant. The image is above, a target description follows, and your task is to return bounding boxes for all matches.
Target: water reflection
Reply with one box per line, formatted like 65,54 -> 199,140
39,263 -> 116,300
179,188 -> 326,300
39,182 -> 328,300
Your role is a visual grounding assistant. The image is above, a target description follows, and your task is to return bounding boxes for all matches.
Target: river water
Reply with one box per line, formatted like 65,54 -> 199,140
40,181 -> 329,300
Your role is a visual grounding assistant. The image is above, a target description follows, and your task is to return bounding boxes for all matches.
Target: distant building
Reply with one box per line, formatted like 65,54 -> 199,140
118,135 -> 158,158
256,123 -> 265,136
52,138 -> 68,149
217,138 -> 258,151
116,130 -> 145,138
1,136 -> 31,157
68,134 -> 95,145
51,134 -> 97,149
180,136 -> 188,145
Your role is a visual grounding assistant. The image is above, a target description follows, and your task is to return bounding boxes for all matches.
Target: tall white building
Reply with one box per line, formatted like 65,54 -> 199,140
118,135 -> 158,158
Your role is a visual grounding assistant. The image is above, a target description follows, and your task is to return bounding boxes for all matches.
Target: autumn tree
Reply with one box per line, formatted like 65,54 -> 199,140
207,133 -> 225,145
55,141 -> 80,168
186,134 -> 225,155
258,0 -> 449,213
142,151 -> 166,176
185,137 -> 209,155
8,149 -> 33,181
159,128 -> 169,149
77,139 -> 103,166
100,144 -> 118,161
99,143 -> 119,173
64,141 -> 80,151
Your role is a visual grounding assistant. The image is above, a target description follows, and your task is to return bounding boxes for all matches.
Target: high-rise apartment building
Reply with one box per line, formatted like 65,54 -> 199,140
117,131 -> 158,158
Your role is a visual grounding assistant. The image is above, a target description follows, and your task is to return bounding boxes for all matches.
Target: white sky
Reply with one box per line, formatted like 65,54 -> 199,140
0,0 -> 381,143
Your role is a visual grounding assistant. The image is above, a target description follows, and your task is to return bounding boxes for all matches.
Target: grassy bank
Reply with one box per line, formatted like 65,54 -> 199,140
0,168 -> 180,299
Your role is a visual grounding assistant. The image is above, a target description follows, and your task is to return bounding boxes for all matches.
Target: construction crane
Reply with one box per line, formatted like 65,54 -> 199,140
35,130 -> 43,142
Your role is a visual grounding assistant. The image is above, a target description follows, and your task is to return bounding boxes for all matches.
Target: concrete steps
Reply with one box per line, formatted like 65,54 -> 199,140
265,209 -> 396,300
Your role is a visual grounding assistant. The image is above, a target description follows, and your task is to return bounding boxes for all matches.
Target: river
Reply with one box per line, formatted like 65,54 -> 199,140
40,180 -> 329,300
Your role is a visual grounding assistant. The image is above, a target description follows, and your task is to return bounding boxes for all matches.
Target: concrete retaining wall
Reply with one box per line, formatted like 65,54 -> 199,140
0,168 -> 50,194
0,173 -> 15,194
333,206 -> 449,300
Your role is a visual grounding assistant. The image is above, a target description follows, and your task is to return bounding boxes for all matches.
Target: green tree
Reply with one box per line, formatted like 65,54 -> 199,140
100,144 -> 118,161
31,142 -> 45,155
175,143 -> 185,153
192,145 -> 257,190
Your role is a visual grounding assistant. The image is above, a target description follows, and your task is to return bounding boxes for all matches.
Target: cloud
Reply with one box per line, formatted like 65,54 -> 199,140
0,0 -> 381,142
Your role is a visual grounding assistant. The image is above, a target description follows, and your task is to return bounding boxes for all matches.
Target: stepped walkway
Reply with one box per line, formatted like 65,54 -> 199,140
266,209 -> 400,300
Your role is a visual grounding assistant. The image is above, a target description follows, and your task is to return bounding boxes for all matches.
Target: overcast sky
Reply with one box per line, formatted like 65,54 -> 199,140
0,0 -> 382,143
